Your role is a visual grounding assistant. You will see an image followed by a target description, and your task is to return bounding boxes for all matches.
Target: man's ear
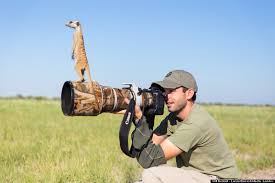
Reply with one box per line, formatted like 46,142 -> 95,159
186,89 -> 195,100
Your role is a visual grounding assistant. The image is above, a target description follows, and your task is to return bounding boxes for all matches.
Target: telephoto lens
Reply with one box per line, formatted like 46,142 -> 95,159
61,81 -> 157,116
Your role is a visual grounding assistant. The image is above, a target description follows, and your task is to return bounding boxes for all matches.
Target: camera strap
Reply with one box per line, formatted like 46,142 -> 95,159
119,98 -> 137,158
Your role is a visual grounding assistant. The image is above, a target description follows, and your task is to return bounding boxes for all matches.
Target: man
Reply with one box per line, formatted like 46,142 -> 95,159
131,70 -> 239,183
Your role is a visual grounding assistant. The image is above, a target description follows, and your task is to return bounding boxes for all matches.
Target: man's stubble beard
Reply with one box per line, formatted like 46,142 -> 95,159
168,100 -> 187,115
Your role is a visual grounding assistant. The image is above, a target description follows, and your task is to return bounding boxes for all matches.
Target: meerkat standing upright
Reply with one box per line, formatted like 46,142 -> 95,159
66,20 -> 93,83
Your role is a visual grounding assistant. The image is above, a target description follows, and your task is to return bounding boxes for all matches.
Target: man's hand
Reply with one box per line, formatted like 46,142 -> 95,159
124,98 -> 143,120
113,98 -> 143,120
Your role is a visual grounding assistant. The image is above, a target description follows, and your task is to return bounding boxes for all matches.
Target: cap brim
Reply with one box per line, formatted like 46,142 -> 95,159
152,80 -> 181,89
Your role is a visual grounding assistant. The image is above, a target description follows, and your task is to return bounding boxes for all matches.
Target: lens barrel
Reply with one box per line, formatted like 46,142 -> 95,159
61,81 -> 133,116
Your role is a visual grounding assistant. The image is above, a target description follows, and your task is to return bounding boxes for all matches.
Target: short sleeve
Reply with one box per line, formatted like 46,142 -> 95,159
168,123 -> 202,152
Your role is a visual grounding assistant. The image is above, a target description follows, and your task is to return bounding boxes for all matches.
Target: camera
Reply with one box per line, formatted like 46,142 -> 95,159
61,81 -> 165,158
61,81 -> 165,116
138,84 -> 165,116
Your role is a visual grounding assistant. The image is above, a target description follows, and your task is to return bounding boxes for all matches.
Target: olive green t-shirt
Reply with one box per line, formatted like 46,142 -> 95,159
154,104 -> 239,178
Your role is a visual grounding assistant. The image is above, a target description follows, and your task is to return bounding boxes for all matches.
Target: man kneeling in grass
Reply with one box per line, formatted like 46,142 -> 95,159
131,70 -> 239,183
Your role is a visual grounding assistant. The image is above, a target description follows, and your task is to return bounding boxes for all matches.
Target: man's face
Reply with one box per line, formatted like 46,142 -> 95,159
164,87 -> 187,113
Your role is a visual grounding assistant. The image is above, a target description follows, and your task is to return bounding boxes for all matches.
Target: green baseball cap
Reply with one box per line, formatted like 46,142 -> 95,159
152,70 -> 198,92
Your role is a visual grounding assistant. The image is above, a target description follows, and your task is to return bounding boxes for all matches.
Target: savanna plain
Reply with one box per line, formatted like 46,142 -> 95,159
0,99 -> 274,182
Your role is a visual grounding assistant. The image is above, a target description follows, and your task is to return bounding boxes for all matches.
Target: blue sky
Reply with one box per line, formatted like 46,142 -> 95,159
0,0 -> 274,105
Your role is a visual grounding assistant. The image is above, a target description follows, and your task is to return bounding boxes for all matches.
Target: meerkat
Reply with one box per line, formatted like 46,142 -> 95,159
65,20 -> 92,83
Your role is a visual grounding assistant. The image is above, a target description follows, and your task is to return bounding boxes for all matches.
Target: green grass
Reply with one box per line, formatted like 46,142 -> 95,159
0,99 -> 274,182
206,105 -> 275,173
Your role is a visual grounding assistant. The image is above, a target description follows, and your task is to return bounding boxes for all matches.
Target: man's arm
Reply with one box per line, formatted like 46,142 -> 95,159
152,134 -> 182,160
152,134 -> 166,145
132,117 -> 183,168
125,99 -> 184,168
159,138 -> 182,160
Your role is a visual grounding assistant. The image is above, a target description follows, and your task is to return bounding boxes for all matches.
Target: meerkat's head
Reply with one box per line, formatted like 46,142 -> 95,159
65,20 -> 81,29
